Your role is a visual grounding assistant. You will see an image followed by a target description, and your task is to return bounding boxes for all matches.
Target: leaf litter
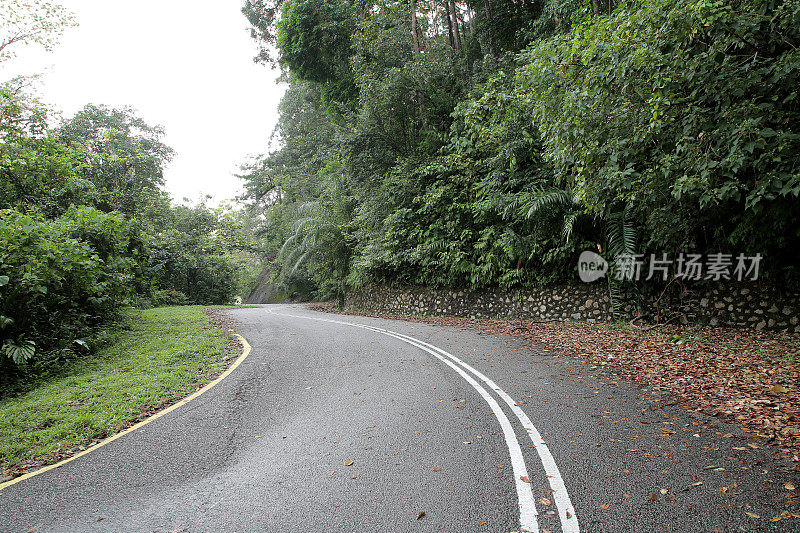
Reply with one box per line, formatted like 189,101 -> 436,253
309,303 -> 800,523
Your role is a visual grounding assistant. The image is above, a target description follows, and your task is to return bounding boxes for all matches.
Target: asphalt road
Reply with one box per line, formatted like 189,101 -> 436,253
1,304 -> 797,532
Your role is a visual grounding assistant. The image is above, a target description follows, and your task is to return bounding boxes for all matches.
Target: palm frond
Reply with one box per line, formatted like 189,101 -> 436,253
561,211 -> 580,243
278,234 -> 299,260
296,201 -> 322,217
603,205 -> 641,320
291,216 -> 318,234
522,188 -> 572,219
289,250 -> 312,277
605,206 -> 637,258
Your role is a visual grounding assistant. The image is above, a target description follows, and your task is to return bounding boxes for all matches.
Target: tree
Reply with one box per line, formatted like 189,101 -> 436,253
0,83 -> 96,217
56,104 -> 174,220
278,159 -> 355,304
1,207 -> 146,367
275,0 -> 361,104
519,0 -> 800,280
240,0 -> 800,301
0,0 -> 76,64
147,201 -> 254,306
242,0 -> 288,65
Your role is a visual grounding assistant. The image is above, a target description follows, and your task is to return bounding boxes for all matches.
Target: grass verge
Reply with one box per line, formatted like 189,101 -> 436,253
0,305 -> 239,476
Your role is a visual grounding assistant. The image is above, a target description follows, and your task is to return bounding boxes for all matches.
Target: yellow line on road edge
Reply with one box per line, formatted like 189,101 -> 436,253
0,333 -> 252,493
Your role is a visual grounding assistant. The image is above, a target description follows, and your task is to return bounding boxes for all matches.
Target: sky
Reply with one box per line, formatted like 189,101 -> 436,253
2,0 -> 284,205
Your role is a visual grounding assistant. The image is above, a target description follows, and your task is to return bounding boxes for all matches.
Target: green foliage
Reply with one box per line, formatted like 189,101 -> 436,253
241,0 -> 800,304
351,24 -> 463,162
277,159 -> 355,302
56,104 -> 174,219
147,202 -> 253,306
0,0 -> 77,64
0,4 -> 264,375
276,0 -> 359,103
1,84 -> 96,217
0,208 -> 143,367
518,0 -> 800,270
242,0 -> 288,65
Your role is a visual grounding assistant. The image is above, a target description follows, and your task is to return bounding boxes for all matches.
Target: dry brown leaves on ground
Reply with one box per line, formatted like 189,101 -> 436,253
307,302 -> 800,459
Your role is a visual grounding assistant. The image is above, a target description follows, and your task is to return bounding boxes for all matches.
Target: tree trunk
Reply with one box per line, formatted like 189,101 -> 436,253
410,0 -> 420,54
450,0 -> 462,52
416,23 -> 427,52
482,0 -> 495,57
444,0 -> 455,51
591,0 -> 600,16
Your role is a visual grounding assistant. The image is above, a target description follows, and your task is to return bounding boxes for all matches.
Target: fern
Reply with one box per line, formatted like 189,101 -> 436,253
520,188 -> 573,219
604,204 -> 640,320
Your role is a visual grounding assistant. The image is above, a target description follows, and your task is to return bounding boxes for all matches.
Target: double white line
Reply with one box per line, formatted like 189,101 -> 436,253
267,309 -> 579,533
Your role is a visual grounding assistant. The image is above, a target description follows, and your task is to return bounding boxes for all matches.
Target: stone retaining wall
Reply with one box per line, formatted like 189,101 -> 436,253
345,283 -> 800,332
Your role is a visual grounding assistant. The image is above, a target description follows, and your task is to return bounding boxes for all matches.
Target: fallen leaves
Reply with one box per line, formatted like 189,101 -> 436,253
416,511 -> 425,520
770,510 -> 800,522
344,460 -> 354,466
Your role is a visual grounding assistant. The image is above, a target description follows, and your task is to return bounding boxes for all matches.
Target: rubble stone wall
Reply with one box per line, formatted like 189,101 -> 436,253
345,283 -> 800,332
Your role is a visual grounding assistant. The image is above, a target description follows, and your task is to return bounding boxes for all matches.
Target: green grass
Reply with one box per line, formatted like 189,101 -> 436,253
0,306 -> 238,473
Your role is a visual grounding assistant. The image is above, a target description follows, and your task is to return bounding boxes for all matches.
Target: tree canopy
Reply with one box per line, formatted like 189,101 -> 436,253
1,3 -> 263,372
239,0 -> 800,301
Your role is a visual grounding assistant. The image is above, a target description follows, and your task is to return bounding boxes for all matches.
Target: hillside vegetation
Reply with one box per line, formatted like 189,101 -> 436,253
239,0 -> 800,303
1,2 -> 261,376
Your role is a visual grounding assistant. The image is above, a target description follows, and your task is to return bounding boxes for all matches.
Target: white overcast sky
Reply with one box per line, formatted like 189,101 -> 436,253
2,0 -> 284,205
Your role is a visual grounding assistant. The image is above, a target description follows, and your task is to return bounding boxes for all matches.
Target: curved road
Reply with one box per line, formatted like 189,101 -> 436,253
0,304 -> 796,532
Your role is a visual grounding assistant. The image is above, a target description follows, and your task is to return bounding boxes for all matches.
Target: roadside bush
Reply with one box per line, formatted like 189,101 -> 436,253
150,289 -> 192,307
0,207 -> 145,369
148,231 -> 244,305
518,0 -> 800,278
146,202 -> 255,305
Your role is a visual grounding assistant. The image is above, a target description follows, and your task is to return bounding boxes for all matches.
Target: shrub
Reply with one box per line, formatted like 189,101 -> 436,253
0,207 -> 145,368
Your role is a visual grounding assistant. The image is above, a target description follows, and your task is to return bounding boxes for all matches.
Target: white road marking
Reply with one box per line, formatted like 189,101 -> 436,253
267,308 -> 580,533
378,329 -> 540,532
371,327 -> 580,533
